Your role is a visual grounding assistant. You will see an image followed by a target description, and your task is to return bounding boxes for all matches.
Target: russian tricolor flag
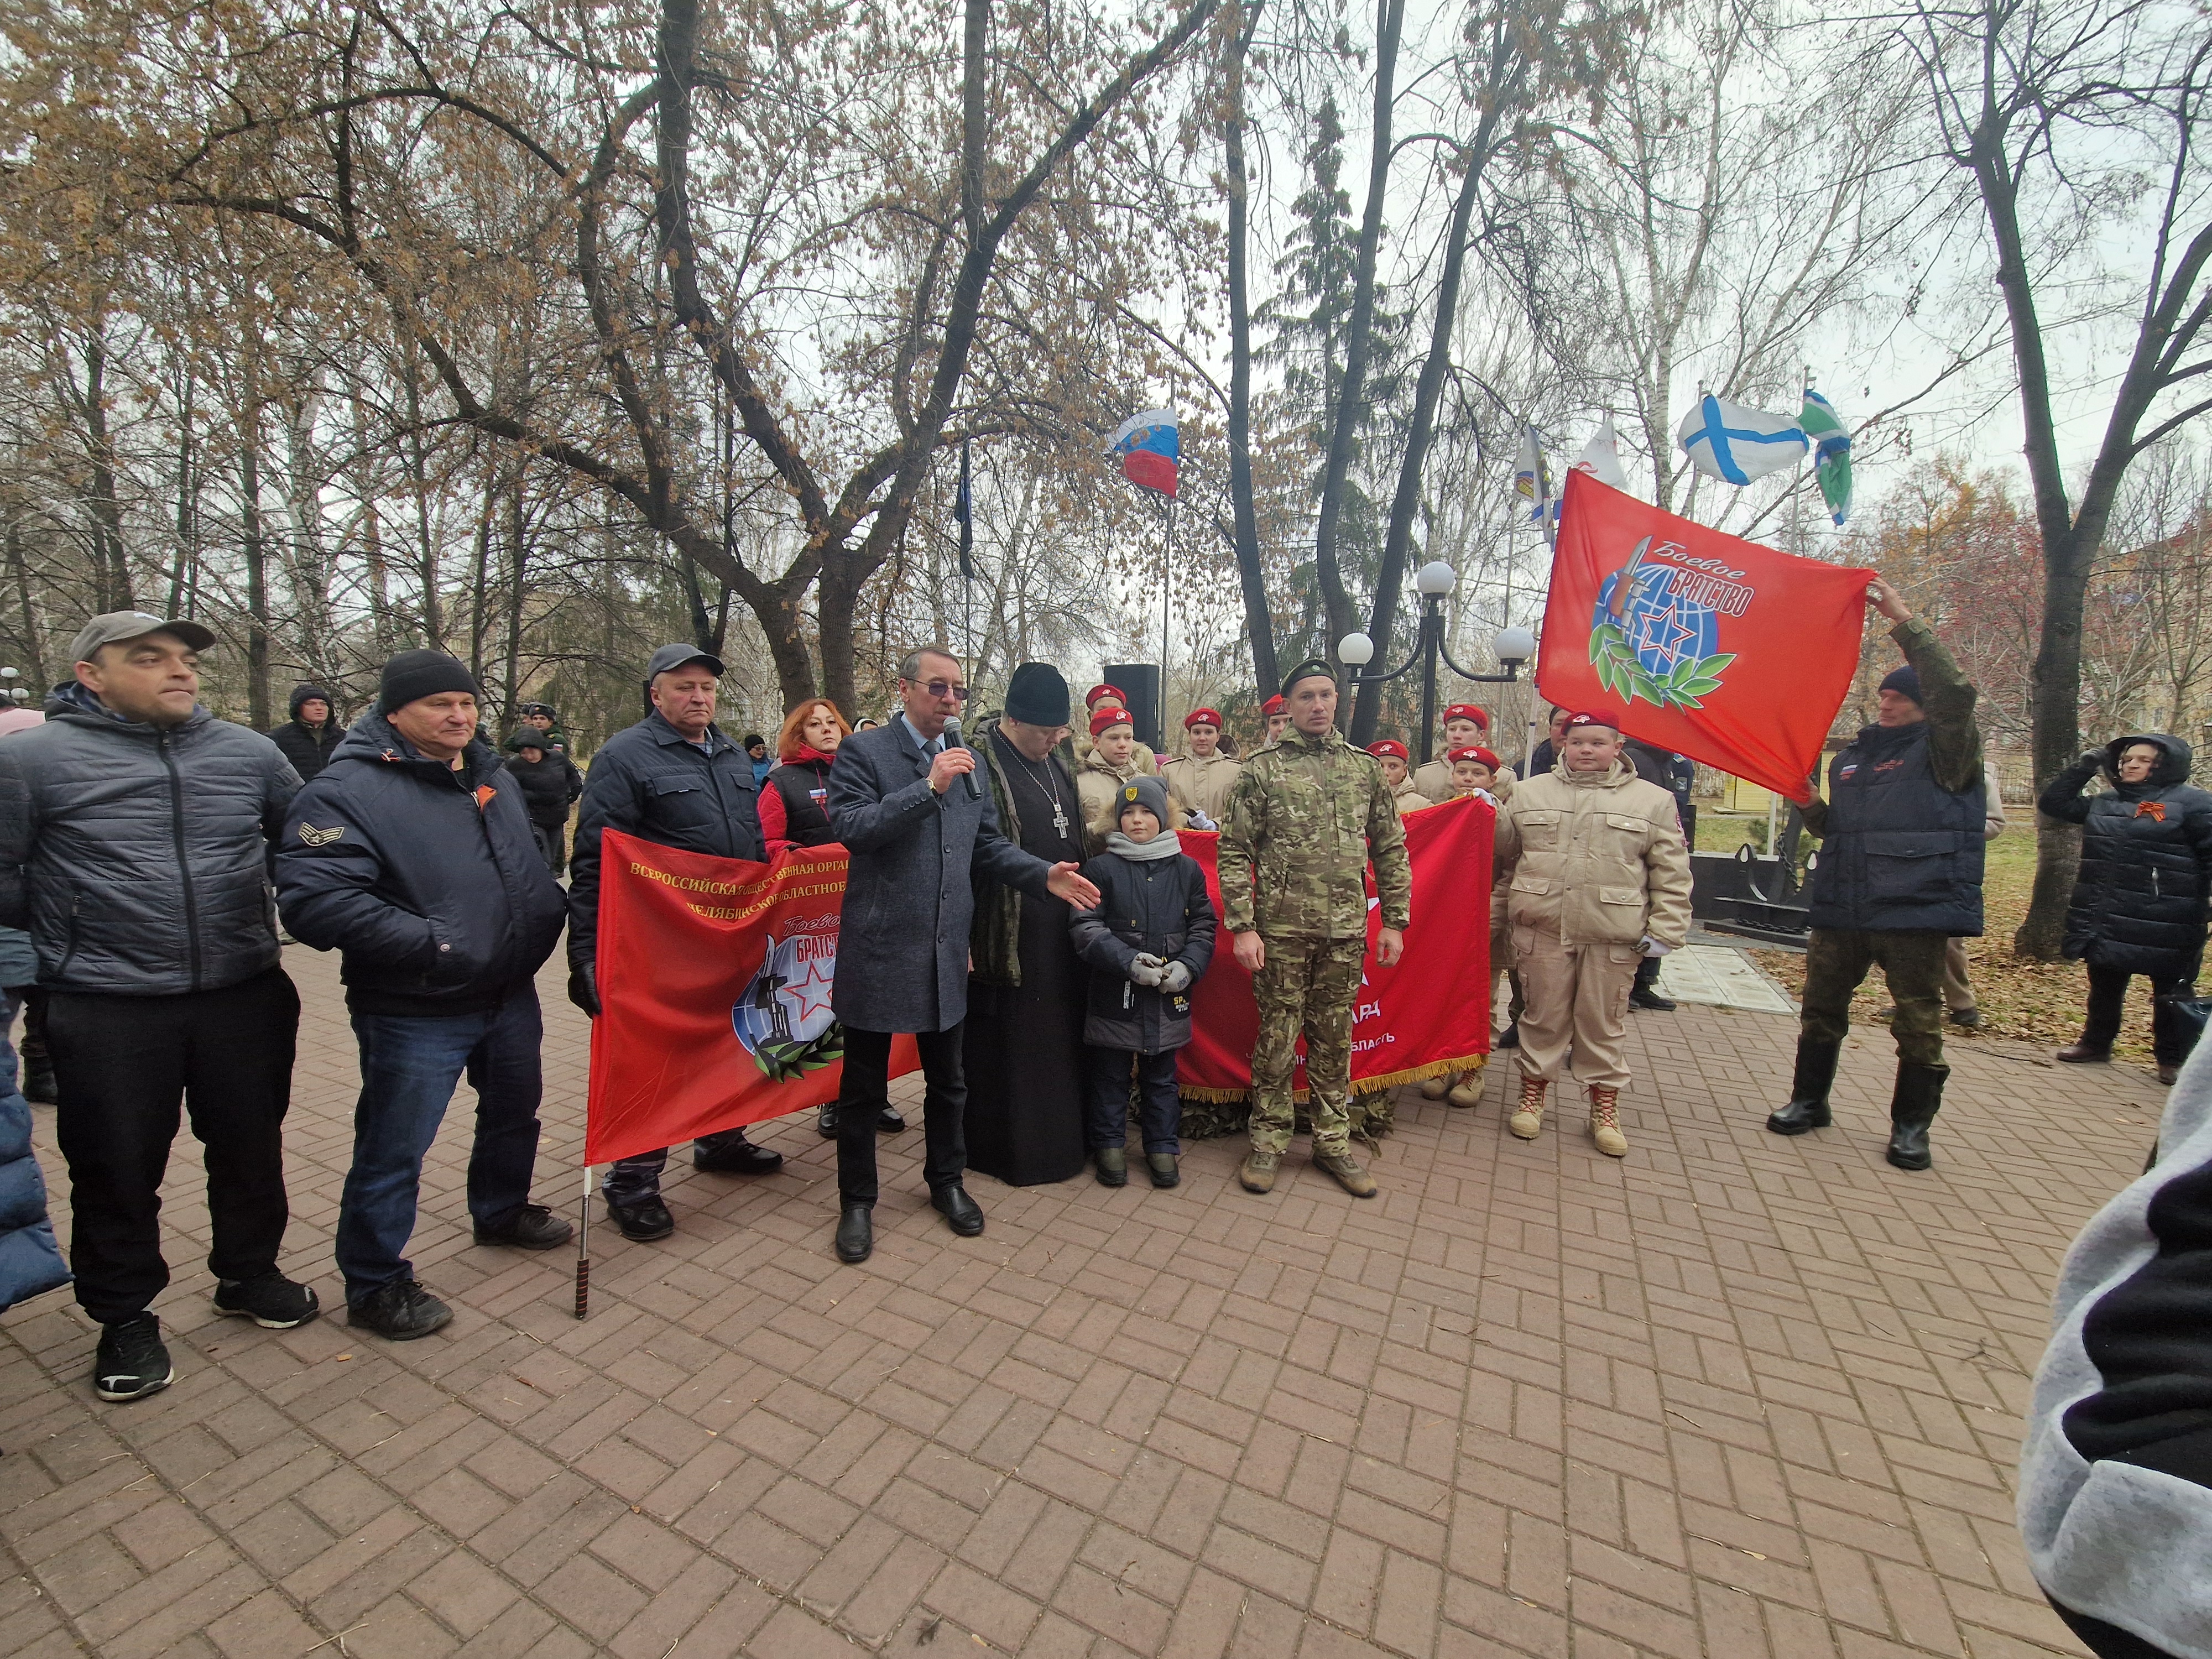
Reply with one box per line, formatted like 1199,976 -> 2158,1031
1111,408 -> 1180,497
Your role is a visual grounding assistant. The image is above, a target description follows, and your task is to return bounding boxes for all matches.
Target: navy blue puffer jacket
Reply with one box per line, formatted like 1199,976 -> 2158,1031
0,684 -> 299,994
277,712 -> 567,1015
2042,734 -> 2212,980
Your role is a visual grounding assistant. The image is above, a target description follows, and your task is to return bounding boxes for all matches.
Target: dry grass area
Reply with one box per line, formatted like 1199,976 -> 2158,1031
1736,825 -> 2172,1071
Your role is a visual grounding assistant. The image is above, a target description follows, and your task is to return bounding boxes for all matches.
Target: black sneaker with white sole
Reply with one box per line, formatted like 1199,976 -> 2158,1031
93,1313 -> 175,1402
213,1272 -> 321,1329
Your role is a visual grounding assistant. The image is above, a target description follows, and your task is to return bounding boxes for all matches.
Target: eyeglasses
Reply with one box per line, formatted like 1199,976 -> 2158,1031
910,680 -> 971,701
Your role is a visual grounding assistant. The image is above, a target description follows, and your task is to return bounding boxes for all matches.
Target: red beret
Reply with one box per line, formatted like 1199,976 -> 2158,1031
1184,708 -> 1223,730
1565,710 -> 1621,733
1084,684 -> 1126,710
1089,708 -> 1135,738
1261,694 -> 1287,716
1441,704 -> 1490,731
1448,746 -> 1500,768
1366,739 -> 1408,762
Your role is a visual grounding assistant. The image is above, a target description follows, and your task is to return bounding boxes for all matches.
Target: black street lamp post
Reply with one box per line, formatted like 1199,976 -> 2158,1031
1338,561 -> 1538,763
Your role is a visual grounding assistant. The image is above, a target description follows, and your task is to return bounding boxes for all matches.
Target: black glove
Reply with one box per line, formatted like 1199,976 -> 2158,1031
2073,749 -> 2106,773
567,962 -> 601,1019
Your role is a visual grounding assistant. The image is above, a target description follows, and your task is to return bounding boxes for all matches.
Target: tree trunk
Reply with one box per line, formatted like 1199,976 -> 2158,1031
1222,0 -> 1278,696
239,426 -> 272,730
1352,93 -> 1501,745
501,467 -> 528,721
4,519 -> 44,690
1308,0 -> 1405,663
79,333 -> 133,612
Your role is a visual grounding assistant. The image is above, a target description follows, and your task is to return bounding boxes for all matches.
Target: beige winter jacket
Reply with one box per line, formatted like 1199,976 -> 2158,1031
1391,776 -> 1434,815
1491,759 -> 1693,948
1161,750 -> 1241,821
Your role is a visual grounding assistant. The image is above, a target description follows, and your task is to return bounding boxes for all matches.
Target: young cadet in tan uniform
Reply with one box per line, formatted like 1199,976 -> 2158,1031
1160,707 -> 1240,826
1413,704 -> 1516,803
1367,739 -> 1433,813
1078,684 -> 1157,776
1491,711 -> 1692,1156
1260,694 -> 1290,748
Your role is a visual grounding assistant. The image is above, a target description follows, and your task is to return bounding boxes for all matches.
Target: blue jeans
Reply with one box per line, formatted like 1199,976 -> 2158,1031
337,987 -> 545,1304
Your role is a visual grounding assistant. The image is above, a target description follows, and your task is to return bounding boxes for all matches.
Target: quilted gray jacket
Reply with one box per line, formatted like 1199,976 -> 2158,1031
0,684 -> 300,994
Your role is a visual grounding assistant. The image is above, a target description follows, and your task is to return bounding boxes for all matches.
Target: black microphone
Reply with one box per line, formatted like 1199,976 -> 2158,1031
944,715 -> 982,800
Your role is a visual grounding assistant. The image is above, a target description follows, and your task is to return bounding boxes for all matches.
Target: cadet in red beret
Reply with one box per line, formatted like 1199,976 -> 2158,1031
1365,739 -> 1433,815
1161,706 -> 1239,825
1413,704 -> 1516,803
1261,693 -> 1290,748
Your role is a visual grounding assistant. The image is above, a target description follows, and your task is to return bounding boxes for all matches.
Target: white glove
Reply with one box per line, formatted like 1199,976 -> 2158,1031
1188,810 -> 1218,831
1159,959 -> 1194,994
1129,953 -> 1168,987
1640,936 -> 1673,958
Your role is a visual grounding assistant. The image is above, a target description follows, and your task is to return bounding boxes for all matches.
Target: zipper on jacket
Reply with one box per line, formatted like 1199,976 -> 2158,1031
162,731 -> 204,992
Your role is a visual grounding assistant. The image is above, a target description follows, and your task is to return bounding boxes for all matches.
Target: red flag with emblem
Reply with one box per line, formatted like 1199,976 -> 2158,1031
1540,472 -> 1875,804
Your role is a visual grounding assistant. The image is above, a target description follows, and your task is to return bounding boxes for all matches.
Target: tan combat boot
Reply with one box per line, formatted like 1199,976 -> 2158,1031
1239,1150 -> 1280,1193
1508,1076 -> 1547,1140
1420,1075 -> 1451,1100
1446,1058 -> 1485,1109
1313,1149 -> 1378,1198
1588,1085 -> 1627,1157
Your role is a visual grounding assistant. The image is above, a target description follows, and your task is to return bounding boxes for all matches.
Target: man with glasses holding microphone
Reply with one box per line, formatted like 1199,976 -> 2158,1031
823,646 -> 1099,1263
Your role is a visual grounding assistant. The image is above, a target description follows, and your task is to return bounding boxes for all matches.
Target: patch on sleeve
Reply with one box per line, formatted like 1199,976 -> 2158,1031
296,822 -> 345,847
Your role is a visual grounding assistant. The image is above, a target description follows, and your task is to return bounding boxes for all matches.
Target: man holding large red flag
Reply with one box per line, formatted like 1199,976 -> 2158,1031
1767,581 -> 1989,1172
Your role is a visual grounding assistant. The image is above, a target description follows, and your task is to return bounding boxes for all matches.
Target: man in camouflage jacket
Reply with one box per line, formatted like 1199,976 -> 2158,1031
1217,661 -> 1412,1198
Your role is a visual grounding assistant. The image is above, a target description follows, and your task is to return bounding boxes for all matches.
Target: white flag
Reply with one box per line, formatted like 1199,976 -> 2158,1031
1571,419 -> 1629,490
1676,394 -> 1808,485
1512,426 -> 1555,525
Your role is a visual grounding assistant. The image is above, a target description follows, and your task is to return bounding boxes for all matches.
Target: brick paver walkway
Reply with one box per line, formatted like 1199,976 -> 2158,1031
0,944 -> 2166,1658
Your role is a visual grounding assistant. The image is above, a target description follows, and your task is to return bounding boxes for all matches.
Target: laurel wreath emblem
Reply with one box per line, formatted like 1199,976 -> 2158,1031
752,1022 -> 846,1082
1587,620 -> 1734,711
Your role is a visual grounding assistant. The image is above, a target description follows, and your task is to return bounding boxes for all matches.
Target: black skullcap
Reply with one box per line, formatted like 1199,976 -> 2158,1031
1004,662 -> 1071,726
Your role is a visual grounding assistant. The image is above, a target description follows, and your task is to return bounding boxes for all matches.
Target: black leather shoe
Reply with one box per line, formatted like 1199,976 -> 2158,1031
1495,1024 -> 1520,1050
834,1205 -> 873,1263
693,1133 -> 783,1175
1885,1061 -> 1944,1171
606,1194 -> 675,1241
1948,1007 -> 1983,1029
1628,987 -> 1677,1011
817,1105 -> 839,1138
1767,1037 -> 1841,1135
1093,1147 -> 1128,1187
877,1106 -> 906,1133
348,1279 -> 452,1341
473,1203 -> 574,1250
931,1185 -> 985,1236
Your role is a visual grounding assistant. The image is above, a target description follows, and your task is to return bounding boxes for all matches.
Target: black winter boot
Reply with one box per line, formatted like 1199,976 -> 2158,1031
1766,1037 -> 1841,1135
1885,1062 -> 1946,1171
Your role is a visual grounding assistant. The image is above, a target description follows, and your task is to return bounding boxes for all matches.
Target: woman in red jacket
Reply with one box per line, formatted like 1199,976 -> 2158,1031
758,698 -> 851,853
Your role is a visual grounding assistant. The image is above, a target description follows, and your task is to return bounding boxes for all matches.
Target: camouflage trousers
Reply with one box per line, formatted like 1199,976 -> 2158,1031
1249,934 -> 1367,1155
1801,928 -> 1951,1068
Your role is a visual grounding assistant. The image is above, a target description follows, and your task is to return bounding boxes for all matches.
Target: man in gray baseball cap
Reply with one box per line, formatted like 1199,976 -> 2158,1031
0,609 -> 314,1401
567,642 -> 781,1242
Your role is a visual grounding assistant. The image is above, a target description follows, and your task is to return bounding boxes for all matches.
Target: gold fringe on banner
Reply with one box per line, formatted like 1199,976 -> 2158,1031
1177,1051 -> 1488,1107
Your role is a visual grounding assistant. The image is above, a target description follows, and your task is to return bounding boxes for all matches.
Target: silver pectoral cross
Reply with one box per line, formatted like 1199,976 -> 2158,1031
1052,800 -> 1071,838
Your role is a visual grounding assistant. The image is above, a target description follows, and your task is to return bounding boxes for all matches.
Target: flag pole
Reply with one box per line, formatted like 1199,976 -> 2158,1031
1160,495 -> 1173,743
575,1160 -> 591,1319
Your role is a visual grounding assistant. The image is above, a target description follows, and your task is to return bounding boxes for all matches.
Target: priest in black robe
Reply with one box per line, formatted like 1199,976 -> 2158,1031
963,664 -> 1090,1185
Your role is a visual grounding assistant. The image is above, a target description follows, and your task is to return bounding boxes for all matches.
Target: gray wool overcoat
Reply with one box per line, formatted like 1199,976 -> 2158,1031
828,720 -> 1052,1034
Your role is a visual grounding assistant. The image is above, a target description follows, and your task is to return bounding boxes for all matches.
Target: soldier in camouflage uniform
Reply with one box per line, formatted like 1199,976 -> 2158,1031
1217,661 -> 1413,1198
